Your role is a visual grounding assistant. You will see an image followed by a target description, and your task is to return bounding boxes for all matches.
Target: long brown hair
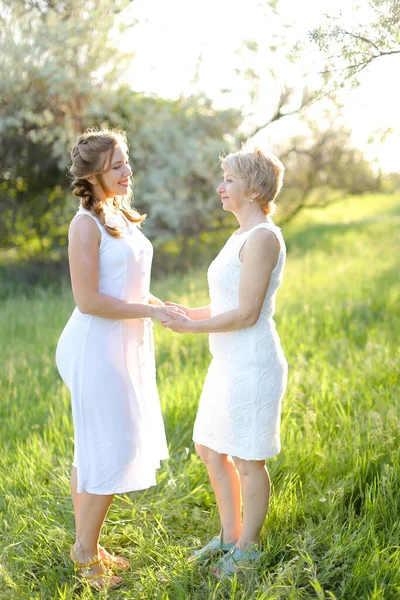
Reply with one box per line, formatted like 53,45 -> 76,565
69,128 -> 145,236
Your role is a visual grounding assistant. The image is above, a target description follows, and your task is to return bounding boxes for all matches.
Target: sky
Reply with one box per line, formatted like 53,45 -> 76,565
120,0 -> 400,173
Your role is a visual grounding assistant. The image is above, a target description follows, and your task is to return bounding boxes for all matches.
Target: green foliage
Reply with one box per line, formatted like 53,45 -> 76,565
0,0 -> 241,255
121,93 -> 241,242
0,0 -> 134,251
1,193 -> 400,598
1,0 -> 385,266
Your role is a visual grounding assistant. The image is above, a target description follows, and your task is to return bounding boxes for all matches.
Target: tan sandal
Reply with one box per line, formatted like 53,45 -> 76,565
98,545 -> 130,571
70,546 -> 123,590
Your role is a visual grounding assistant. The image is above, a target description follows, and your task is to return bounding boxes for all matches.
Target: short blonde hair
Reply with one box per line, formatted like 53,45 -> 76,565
221,147 -> 284,215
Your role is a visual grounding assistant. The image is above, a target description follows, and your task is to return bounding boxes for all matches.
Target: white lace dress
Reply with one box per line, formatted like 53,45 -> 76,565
56,207 -> 169,495
193,222 -> 288,460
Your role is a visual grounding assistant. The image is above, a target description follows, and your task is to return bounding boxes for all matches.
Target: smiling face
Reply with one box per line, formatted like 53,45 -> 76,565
216,168 -> 252,213
92,144 -> 133,201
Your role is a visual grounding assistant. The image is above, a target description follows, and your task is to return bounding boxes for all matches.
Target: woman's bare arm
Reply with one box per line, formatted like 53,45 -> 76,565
163,229 -> 279,333
68,216 -> 167,321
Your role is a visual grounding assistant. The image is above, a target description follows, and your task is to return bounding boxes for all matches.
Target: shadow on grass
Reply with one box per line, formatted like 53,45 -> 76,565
0,257 -> 70,300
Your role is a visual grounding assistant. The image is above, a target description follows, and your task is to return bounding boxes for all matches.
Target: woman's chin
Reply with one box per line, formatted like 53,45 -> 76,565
114,187 -> 131,198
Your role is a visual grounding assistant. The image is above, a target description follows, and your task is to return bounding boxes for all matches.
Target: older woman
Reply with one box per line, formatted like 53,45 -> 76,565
164,147 -> 288,577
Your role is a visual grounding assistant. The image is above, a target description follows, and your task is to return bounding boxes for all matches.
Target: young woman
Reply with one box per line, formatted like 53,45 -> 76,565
163,147 -> 288,577
56,128 -> 179,590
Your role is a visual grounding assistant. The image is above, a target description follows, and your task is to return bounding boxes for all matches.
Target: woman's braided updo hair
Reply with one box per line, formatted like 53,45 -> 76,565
69,128 -> 145,236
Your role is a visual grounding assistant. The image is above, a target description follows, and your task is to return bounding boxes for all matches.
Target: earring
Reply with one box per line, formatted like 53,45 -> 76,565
250,197 -> 254,203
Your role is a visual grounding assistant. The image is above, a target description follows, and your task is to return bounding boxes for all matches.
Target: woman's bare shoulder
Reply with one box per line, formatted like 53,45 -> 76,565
69,213 -> 101,243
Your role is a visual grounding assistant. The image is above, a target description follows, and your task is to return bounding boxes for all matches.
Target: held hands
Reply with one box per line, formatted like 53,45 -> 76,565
151,305 -> 186,322
163,301 -> 194,332
152,301 -> 194,332
164,301 -> 192,318
162,309 -> 193,333
152,301 -> 191,333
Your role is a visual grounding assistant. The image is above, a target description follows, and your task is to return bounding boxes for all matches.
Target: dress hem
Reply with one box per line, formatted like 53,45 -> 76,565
192,434 -> 280,461
77,480 -> 157,495
73,455 -> 169,495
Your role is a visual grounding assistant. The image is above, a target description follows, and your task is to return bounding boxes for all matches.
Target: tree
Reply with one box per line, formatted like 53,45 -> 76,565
275,108 -> 380,224
0,0 -> 135,252
0,0 -> 383,275
309,0 -> 400,89
0,0 -> 241,259
224,35 -> 316,145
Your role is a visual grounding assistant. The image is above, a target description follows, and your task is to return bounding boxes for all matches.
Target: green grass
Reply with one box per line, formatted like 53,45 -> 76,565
1,192 -> 399,599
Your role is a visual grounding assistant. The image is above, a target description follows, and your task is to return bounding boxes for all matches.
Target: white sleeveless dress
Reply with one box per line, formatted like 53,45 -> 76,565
193,222 -> 288,460
56,207 -> 169,495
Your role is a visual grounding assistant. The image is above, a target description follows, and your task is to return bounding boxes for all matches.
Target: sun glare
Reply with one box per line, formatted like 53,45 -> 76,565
120,0 -> 400,173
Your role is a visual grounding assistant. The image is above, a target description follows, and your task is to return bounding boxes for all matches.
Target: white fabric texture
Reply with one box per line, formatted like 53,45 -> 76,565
56,206 -> 168,494
193,223 -> 288,460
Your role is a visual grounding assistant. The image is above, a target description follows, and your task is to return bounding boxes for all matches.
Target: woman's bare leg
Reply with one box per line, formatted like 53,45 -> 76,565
70,467 -> 81,533
74,491 -> 114,552
232,458 -> 270,548
70,468 -> 122,587
195,444 -> 241,543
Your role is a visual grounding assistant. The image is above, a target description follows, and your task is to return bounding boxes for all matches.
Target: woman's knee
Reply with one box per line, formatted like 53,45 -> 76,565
232,457 -> 266,478
195,443 -> 227,467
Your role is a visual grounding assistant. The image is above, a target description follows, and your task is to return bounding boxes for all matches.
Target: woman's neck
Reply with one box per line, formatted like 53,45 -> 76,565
235,207 -> 267,233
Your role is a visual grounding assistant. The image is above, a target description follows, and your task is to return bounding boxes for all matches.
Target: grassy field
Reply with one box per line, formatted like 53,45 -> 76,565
1,192 -> 399,599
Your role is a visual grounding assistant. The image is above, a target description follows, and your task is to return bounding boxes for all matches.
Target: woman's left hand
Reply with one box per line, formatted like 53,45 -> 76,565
161,308 -> 193,333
